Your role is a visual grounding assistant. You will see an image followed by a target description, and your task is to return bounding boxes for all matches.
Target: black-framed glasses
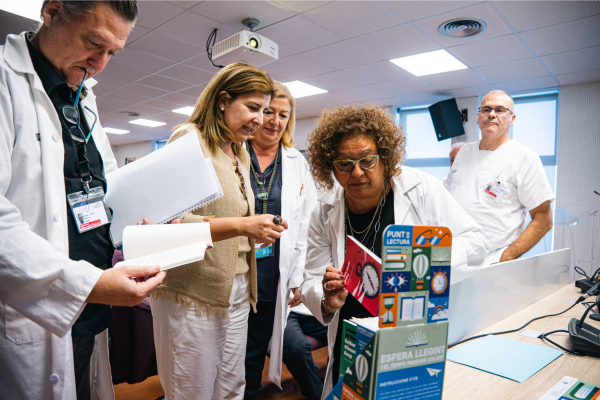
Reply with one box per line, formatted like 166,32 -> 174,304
62,104 -> 97,144
478,106 -> 513,116
333,154 -> 380,173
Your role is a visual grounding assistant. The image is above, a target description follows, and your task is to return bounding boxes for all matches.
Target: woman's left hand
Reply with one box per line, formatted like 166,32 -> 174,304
288,287 -> 302,307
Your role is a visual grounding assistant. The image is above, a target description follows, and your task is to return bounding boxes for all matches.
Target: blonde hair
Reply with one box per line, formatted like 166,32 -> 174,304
248,80 -> 296,148
176,63 -> 274,157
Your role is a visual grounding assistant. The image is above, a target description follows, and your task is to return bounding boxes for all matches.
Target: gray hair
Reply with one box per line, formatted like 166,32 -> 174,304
449,141 -> 466,155
41,1 -> 138,25
480,90 -> 514,107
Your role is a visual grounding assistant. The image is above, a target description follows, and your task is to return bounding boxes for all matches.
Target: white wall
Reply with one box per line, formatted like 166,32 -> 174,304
294,116 -> 318,150
112,141 -> 154,168
553,81 -> 600,281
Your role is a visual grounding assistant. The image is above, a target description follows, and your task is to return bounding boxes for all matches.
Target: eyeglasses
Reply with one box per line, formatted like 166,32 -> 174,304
415,230 -> 450,246
62,104 -> 97,144
478,107 -> 513,116
233,160 -> 248,201
333,155 -> 379,173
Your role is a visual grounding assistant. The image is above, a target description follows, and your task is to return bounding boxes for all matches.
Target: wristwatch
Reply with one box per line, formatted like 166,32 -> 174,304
321,294 -> 343,314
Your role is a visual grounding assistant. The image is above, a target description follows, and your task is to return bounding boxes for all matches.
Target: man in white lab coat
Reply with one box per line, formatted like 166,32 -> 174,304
444,90 -> 555,265
0,1 -> 166,399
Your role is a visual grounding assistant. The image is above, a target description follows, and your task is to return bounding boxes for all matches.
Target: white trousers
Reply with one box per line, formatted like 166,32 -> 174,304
152,274 -> 251,400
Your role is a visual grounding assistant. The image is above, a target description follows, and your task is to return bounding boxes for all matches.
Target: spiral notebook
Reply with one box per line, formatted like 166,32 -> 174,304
105,131 -> 223,246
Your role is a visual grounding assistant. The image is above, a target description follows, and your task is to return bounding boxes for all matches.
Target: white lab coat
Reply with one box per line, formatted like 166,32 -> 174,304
298,167 -> 489,398
266,145 -> 317,387
0,32 -> 115,400
444,140 -> 555,264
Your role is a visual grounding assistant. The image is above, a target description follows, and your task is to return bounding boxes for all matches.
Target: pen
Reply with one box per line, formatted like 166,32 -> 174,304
299,184 -> 304,196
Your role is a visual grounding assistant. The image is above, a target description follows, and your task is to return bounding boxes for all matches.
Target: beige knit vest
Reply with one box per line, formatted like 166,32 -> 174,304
152,125 -> 257,319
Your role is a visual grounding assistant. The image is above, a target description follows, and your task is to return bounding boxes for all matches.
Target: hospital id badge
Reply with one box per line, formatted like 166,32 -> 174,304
67,187 -> 112,233
484,181 -> 506,200
255,242 -> 274,259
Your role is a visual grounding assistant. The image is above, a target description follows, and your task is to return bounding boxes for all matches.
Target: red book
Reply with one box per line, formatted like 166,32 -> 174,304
341,236 -> 382,317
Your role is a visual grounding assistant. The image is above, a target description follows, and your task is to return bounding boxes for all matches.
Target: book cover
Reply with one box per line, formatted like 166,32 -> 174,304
342,334 -> 378,400
339,320 -> 358,381
373,321 -> 449,400
354,318 -> 379,356
342,236 -> 382,317
380,225 -> 452,328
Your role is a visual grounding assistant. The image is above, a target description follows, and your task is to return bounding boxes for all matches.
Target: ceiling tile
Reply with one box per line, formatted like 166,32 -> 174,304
351,24 -> 440,60
126,26 -> 149,45
261,54 -> 333,82
273,1 -> 333,13
475,58 -> 550,83
155,11 -> 238,47
493,1 -> 600,32
125,104 -> 168,117
158,92 -> 198,106
555,69 -> 600,86
368,97 -> 409,107
301,92 -> 354,108
445,85 -> 494,98
91,78 -> 130,97
447,35 -> 533,68
302,71 -> 365,92
381,1 -> 483,22
113,49 -> 174,74
400,92 -> 452,105
97,90 -> 149,106
190,1 -> 296,29
419,69 -> 489,90
96,97 -> 132,111
333,85 -> 393,102
520,15 -> 600,56
138,99 -> 183,112
157,64 -> 215,85
413,3 -> 513,46
342,61 -> 413,84
136,74 -> 193,92
257,15 -> 343,59
100,61 -> 150,83
167,1 -> 202,10
302,41 -> 382,70
136,1 -> 185,29
182,53 -> 228,74
540,46 -> 600,75
127,31 -> 204,62
374,78 -> 438,96
124,83 -> 171,99
496,77 -> 558,93
176,85 -> 207,98
302,2 -> 405,39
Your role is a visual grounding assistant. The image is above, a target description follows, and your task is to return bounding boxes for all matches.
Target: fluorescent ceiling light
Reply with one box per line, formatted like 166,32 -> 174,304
85,78 -> 98,88
104,127 -> 129,135
400,104 -> 432,111
172,106 -> 194,116
0,0 -> 44,21
390,50 -> 468,77
129,119 -> 166,127
284,81 -> 327,98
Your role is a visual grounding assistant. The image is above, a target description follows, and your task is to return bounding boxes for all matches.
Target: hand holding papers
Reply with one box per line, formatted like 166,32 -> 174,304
115,223 -> 213,271
105,132 -> 223,246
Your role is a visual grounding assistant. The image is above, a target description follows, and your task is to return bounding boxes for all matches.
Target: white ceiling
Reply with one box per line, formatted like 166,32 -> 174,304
2,0 -> 600,145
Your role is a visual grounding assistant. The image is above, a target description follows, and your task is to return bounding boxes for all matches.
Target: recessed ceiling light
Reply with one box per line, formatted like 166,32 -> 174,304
103,127 -> 130,134
0,0 -> 44,21
283,81 -> 327,98
390,50 -> 468,77
85,78 -> 98,88
172,106 -> 194,116
129,119 -> 166,127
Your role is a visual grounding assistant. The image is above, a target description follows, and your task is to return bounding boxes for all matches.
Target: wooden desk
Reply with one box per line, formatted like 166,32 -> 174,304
443,283 -> 600,399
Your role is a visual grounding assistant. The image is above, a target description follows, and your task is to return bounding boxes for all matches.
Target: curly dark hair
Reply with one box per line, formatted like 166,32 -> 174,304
307,104 -> 406,191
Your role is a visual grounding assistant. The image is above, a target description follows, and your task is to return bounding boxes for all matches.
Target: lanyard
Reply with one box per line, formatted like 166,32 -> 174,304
67,72 -> 94,193
247,142 -> 280,215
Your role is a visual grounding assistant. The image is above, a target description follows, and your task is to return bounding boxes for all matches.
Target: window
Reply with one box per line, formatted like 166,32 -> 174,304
398,107 -> 451,180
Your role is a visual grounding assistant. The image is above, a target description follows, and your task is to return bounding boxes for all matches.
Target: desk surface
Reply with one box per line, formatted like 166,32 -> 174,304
443,283 -> 600,399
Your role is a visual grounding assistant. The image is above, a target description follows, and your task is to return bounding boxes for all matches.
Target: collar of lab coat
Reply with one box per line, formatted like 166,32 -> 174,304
4,32 -> 36,75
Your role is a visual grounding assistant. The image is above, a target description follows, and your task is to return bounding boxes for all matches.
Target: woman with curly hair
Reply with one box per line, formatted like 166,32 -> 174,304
298,105 -> 489,397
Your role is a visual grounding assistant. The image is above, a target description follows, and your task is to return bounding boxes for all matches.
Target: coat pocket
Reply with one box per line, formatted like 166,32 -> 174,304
5,304 -> 51,344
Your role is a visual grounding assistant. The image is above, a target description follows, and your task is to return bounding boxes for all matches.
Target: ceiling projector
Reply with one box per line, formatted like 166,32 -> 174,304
212,30 -> 278,67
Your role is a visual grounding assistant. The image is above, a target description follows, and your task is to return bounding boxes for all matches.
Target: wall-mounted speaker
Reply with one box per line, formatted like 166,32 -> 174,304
428,99 -> 465,141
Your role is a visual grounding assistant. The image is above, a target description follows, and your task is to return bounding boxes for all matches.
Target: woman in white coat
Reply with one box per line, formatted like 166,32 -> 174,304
298,105 -> 489,399
244,81 -> 317,399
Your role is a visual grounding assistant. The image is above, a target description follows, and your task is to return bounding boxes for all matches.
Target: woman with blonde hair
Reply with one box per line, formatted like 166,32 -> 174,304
243,82 -> 317,399
151,63 -> 287,400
